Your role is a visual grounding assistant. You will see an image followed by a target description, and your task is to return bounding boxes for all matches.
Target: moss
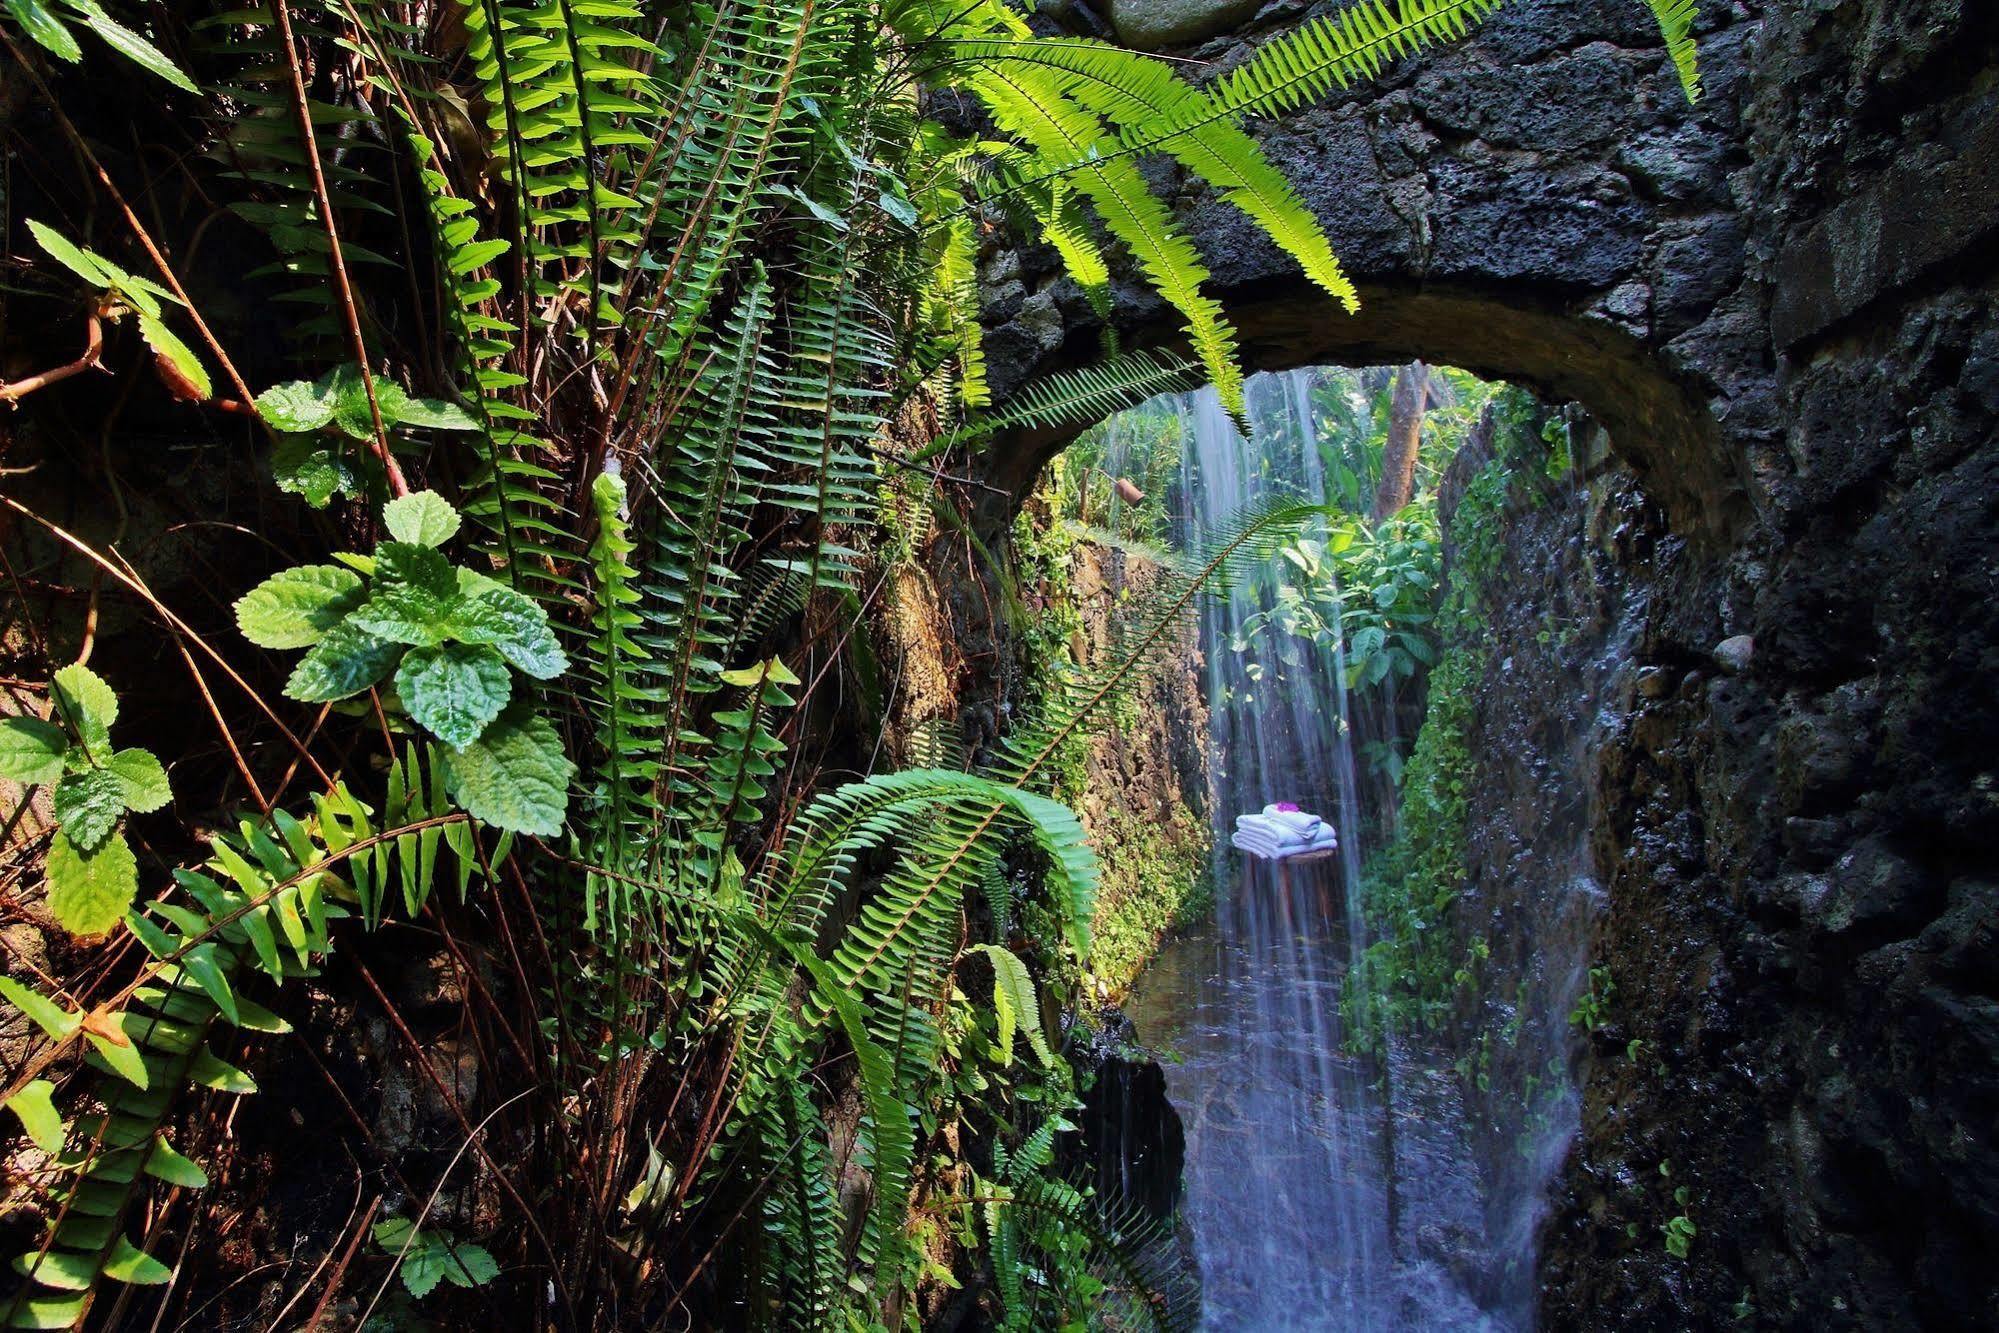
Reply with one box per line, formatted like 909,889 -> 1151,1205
1344,390 -> 1550,1052
1086,806 -> 1214,998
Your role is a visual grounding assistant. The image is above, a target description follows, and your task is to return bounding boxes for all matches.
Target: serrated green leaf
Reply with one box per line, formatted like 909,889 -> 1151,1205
401,1243 -> 447,1299
284,621 -> 402,703
143,1135 -> 209,1189
137,311 -> 210,400
47,831 -> 137,937
447,585 -> 567,680
382,490 -> 461,547
396,643 -> 510,748
5,0 -> 81,61
256,379 -> 335,433
6,1080 -> 65,1153
347,587 -> 452,647
50,663 -> 116,757
439,1241 -> 497,1288
69,0 -> 197,91
51,769 -> 123,851
270,435 -> 358,508
103,748 -> 170,813
442,708 -> 574,836
25,221 -> 107,288
234,564 -> 365,649
0,977 -> 81,1040
0,716 -> 67,786
319,364 -> 384,440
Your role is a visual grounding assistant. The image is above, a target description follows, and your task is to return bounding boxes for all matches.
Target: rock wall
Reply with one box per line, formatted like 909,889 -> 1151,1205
980,0 -> 1999,1325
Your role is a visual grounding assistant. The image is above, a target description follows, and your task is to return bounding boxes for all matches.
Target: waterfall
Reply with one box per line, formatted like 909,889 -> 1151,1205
1116,368 -> 1600,1330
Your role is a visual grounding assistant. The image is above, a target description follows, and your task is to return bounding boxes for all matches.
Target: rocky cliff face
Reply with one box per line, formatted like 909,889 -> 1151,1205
981,0 -> 1999,1325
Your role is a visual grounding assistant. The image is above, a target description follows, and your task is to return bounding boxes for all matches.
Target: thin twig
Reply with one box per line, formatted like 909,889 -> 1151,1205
267,0 -> 407,497
0,313 -> 104,403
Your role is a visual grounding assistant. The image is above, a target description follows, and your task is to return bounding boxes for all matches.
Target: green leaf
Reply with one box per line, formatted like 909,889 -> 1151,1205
187,1047 -> 256,1094
137,311 -> 210,400
103,749 -> 170,813
234,564 -> 366,649
47,830 -> 137,936
400,1243 -> 447,1299
50,663 -> 116,757
0,716 -> 68,786
396,643 -> 511,748
347,544 -> 458,647
374,542 -> 458,598
442,708 -> 574,837
143,1135 -> 209,1189
256,379 -> 335,433
1,1292 -> 90,1328
382,491 -> 461,548
5,0 -> 81,61
11,1248 -> 97,1291
393,396 -> 481,431
51,769 -> 124,851
372,1217 -> 416,1252
439,1241 -> 498,1288
101,1236 -> 172,1285
177,943 -> 238,1025
83,1015 -> 150,1089
285,621 -> 402,703
271,435 -> 360,508
347,589 -> 452,648
25,220 -> 108,288
0,977 -> 81,1040
320,364 -> 384,440
447,584 -> 567,680
68,0 -> 197,91
6,1080 -> 65,1153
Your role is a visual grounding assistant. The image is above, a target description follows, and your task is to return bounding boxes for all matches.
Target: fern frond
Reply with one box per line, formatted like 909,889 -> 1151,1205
1203,0 -> 1508,126
1643,0 -> 1703,102
959,36 -> 1359,313
971,63 -> 1246,421
919,348 -> 1205,459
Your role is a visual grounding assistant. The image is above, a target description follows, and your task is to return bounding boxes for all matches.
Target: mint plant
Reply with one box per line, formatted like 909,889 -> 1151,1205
0,664 -> 171,936
234,491 -> 574,834
371,1217 -> 499,1298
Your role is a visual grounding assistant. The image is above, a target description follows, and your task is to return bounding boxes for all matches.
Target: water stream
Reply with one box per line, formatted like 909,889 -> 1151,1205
1111,370 -> 1603,1330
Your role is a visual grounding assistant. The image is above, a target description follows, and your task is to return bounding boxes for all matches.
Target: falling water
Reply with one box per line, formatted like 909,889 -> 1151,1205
1116,368 -> 1599,1330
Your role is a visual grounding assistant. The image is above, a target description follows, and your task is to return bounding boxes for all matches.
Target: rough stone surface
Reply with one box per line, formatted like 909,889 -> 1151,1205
981,0 -> 1999,1325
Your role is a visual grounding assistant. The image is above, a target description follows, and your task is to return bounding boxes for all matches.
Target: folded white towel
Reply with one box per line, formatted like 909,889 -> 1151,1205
1262,808 -> 1323,838
1234,813 -> 1312,848
1231,822 -> 1338,861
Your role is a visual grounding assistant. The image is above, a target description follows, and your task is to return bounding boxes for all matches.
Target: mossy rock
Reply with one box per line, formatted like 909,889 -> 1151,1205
1108,0 -> 1262,50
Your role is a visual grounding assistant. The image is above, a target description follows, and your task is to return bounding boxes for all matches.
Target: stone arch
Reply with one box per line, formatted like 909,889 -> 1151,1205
977,0 -> 1757,545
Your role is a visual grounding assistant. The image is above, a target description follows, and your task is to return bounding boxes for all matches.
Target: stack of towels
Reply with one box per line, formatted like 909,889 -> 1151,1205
1230,803 -> 1339,861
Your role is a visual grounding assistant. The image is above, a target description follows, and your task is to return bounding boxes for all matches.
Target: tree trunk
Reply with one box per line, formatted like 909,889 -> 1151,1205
1373,361 -> 1431,519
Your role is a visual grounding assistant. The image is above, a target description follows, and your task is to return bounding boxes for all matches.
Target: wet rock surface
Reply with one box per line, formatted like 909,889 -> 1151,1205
982,0 -> 1999,1326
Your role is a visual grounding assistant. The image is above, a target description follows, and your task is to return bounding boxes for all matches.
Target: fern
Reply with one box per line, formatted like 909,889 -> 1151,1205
1643,0 -> 1704,102
1,755 -> 493,1328
919,348 -> 1206,459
